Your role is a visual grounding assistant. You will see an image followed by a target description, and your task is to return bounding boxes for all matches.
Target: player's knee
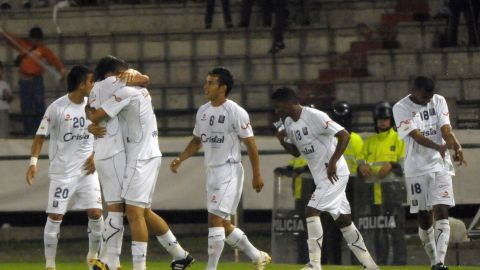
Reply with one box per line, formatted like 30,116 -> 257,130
433,205 -> 449,220
417,211 -> 433,229
86,208 -> 103,220
335,214 -> 352,228
305,207 -> 319,218
47,213 -> 64,221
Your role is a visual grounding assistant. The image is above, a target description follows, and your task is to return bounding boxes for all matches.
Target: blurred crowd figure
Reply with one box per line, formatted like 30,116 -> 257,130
446,0 -> 480,47
239,0 -> 272,28
202,0 -> 311,54
433,0 -> 480,47
205,0 -> 233,29
0,61 -> 13,138
1,27 -> 65,136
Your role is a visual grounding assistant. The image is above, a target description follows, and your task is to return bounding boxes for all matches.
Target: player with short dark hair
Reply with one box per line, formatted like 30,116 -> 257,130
26,65 -> 103,270
170,66 -> 271,270
393,76 -> 466,270
271,87 -> 379,270
86,56 -> 194,270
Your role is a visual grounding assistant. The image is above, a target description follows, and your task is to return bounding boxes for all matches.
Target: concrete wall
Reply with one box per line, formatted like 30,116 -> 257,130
0,130 -> 479,212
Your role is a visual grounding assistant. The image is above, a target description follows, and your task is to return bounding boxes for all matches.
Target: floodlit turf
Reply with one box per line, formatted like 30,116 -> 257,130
1,262 -> 480,270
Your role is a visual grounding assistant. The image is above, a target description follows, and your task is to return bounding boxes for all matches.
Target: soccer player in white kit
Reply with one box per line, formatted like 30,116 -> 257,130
86,56 -> 193,270
270,87 -> 378,270
25,65 -> 104,270
393,76 -> 466,270
170,67 -> 271,270
87,56 -> 151,270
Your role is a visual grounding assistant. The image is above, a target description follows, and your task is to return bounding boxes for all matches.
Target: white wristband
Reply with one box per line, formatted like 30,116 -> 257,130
30,157 -> 38,166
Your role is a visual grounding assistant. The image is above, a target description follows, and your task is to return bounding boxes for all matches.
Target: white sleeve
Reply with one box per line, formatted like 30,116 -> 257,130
310,110 -> 344,136
393,104 -> 418,139
101,89 -> 132,118
233,107 -> 254,138
36,104 -> 55,136
437,96 -> 451,128
193,111 -> 201,137
88,86 -> 99,109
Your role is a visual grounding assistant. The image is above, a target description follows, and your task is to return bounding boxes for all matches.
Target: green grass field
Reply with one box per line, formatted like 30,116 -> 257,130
1,262 -> 479,270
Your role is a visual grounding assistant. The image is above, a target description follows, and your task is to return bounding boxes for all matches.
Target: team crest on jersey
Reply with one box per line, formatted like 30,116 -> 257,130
302,127 -> 308,135
218,115 -> 225,123
211,195 -> 217,203
64,114 -> 71,121
201,114 -> 207,121
429,108 -> 436,116
390,145 -> 396,152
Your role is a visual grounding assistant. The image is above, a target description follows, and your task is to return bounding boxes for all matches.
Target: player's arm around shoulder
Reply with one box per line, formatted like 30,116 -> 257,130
26,135 -> 46,186
241,136 -> 265,193
85,103 -> 108,125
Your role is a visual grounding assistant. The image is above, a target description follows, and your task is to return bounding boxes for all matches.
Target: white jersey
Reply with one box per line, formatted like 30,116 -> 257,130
193,100 -> 253,167
393,94 -> 454,177
89,76 -> 126,160
102,86 -> 161,166
284,107 -> 349,185
37,95 -> 94,177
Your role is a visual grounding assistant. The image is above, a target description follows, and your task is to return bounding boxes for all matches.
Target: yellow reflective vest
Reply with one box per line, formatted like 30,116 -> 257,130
359,127 -> 405,175
344,132 -> 364,176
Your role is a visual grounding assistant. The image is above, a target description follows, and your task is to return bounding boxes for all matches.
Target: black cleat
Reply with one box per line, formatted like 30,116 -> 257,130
170,254 -> 195,270
434,263 -> 449,270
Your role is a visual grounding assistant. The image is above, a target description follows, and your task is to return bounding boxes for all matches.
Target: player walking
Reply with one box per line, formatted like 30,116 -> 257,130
170,67 -> 271,270
86,56 -> 194,270
25,65 -> 103,270
393,76 -> 466,270
271,87 -> 379,270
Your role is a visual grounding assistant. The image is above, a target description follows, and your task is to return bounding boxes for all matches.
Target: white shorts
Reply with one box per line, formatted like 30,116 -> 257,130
206,162 -> 244,220
406,170 -> 455,214
96,151 -> 126,204
46,173 -> 103,215
307,175 -> 351,220
123,157 -> 161,208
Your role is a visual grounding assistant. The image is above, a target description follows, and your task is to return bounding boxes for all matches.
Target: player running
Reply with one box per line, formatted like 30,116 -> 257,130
393,76 -> 466,270
26,65 -> 103,270
271,87 -> 379,270
170,67 -> 271,270
86,56 -> 194,270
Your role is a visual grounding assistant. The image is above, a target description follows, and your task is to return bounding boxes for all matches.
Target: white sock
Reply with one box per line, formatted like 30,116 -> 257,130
87,216 -> 104,261
132,241 -> 147,270
156,229 -> 187,260
419,226 -> 437,266
306,216 -> 323,268
100,212 -> 124,269
341,223 -> 378,269
225,228 -> 260,262
44,217 -> 61,269
435,219 -> 450,265
207,227 -> 225,270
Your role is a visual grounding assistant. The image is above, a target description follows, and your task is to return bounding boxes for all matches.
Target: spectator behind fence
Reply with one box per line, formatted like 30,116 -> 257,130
0,27 -> 65,136
0,61 -> 13,138
205,0 -> 233,29
239,0 -> 273,28
447,0 -> 480,46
